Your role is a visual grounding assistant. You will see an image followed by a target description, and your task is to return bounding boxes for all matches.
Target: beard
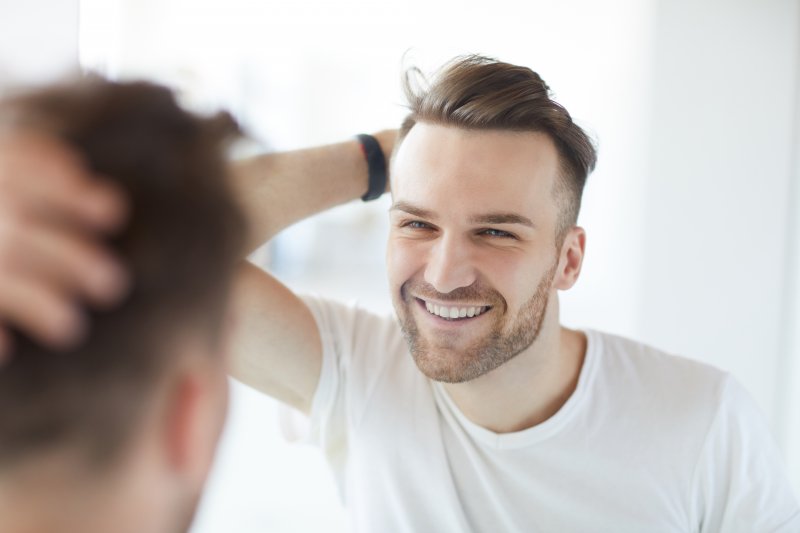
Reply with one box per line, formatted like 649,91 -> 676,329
395,262 -> 557,383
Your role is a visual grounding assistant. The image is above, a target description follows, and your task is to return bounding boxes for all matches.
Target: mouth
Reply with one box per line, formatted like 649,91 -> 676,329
416,297 -> 492,322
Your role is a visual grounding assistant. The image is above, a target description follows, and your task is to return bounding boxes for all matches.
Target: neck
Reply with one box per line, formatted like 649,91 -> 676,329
442,295 -> 587,433
0,448 -> 180,533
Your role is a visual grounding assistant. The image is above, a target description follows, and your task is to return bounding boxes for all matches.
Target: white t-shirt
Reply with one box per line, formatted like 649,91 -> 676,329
303,296 -> 800,532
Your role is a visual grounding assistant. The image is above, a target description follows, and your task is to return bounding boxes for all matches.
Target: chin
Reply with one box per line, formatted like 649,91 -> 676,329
407,334 -> 515,383
412,349 -> 476,383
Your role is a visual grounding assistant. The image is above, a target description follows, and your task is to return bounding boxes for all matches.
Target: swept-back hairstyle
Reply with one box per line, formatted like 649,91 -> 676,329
399,55 -> 597,241
0,77 -> 246,469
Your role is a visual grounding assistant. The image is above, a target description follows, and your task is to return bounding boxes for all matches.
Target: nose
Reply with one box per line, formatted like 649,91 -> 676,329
423,234 -> 477,294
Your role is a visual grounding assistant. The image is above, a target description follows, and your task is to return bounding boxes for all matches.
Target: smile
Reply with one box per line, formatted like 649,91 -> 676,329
419,298 -> 491,321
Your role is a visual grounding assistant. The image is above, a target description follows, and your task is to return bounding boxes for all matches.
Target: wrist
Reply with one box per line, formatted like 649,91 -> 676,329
356,133 -> 388,201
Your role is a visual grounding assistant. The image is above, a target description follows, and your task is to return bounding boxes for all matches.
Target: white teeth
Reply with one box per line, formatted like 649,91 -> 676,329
422,301 -> 488,320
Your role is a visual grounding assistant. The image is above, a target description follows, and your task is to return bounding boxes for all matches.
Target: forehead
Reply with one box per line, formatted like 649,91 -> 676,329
391,124 -> 561,220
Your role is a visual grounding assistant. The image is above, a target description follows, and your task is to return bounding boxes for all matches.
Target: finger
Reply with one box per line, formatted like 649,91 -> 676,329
0,134 -> 128,232
91,180 -> 129,232
39,180 -> 128,234
0,215 -> 129,309
0,275 -> 87,351
35,177 -> 129,234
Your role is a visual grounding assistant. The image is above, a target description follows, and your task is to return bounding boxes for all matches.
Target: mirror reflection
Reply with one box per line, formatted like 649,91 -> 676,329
0,1 -> 798,532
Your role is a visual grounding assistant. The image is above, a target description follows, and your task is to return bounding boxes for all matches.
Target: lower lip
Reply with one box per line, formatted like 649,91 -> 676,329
414,298 -> 491,328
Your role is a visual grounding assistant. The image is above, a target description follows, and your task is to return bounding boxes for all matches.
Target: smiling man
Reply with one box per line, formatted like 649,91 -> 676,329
388,126 -> 579,391
229,57 -> 798,531
1,56 -> 798,532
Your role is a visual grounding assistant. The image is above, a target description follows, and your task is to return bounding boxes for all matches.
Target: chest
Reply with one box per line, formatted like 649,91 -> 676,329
344,384 -> 696,533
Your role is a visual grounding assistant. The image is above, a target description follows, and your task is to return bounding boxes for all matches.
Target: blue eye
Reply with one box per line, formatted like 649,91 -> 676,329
406,221 -> 430,229
481,228 -> 515,239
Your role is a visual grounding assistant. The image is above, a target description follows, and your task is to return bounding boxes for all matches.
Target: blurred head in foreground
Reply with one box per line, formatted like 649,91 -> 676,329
0,78 -> 245,533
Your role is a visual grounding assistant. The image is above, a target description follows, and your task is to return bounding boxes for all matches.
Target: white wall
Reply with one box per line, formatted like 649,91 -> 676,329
781,14 -> 800,495
0,0 -> 78,88
639,0 -> 799,458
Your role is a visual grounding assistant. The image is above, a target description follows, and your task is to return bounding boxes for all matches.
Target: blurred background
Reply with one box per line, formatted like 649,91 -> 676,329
1,0 -> 798,530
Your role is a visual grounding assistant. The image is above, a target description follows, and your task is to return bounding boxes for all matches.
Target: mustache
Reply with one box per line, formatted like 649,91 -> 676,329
401,280 -> 505,307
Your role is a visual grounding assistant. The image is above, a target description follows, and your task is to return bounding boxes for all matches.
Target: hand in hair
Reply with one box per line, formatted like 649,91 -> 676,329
0,132 -> 129,362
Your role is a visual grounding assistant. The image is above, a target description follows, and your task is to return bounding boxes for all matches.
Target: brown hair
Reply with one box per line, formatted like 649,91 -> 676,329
399,55 -> 597,242
0,78 -> 246,469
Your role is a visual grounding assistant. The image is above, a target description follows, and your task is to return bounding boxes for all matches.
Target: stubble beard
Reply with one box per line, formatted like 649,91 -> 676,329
396,263 -> 557,383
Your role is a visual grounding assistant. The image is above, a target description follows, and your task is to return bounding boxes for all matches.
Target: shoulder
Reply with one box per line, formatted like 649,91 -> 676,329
301,294 -> 399,336
585,330 -> 731,435
299,294 -> 406,361
588,330 -> 728,393
301,295 -> 422,436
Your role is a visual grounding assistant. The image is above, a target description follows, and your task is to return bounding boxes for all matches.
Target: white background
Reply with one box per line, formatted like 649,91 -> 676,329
1,0 -> 798,531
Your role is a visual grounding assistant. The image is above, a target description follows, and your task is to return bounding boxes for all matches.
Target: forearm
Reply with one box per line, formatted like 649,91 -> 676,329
231,130 -> 395,254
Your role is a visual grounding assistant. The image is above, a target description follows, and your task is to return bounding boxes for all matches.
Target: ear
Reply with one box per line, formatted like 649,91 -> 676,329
553,226 -> 586,291
164,359 -> 228,488
165,371 -> 203,478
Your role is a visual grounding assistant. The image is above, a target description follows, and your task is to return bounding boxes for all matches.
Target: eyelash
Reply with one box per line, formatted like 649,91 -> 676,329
400,221 -> 517,240
479,228 -> 516,239
405,221 -> 430,230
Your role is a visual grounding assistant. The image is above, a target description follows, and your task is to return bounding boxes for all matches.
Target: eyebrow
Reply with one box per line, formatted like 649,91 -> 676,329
390,201 -> 436,219
469,213 -> 535,228
390,201 -> 535,228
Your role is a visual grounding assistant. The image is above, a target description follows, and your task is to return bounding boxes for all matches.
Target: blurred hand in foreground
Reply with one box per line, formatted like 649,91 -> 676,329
0,133 -> 129,362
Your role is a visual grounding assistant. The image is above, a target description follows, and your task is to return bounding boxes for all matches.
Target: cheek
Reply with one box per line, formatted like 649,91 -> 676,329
386,235 -> 427,290
477,249 -> 549,305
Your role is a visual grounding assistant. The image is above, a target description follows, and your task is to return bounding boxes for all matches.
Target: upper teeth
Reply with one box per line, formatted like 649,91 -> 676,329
424,301 -> 488,319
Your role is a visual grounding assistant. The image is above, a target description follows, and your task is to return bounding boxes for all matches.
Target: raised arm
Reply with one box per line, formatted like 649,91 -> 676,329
226,130 -> 394,412
0,128 -> 395,413
233,130 -> 395,252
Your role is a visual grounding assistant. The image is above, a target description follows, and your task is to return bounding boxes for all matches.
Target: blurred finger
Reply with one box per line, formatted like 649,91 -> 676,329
28,177 -> 129,234
10,219 -> 129,308
0,206 -> 128,308
0,133 -> 128,233
0,275 -> 87,350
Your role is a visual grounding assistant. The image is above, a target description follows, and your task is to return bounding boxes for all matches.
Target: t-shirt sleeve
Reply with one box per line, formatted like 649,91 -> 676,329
692,375 -> 800,532
299,294 -> 403,499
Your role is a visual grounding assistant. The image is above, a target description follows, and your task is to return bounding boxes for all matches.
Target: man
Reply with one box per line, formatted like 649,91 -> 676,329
1,56 -> 798,532
0,78 -> 245,532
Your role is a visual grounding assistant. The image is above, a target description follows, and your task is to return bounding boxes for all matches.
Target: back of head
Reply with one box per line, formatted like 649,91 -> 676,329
399,55 -> 597,241
0,77 -> 246,471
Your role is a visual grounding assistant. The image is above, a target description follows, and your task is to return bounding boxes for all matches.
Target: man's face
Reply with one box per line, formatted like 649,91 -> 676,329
387,124 -> 564,383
